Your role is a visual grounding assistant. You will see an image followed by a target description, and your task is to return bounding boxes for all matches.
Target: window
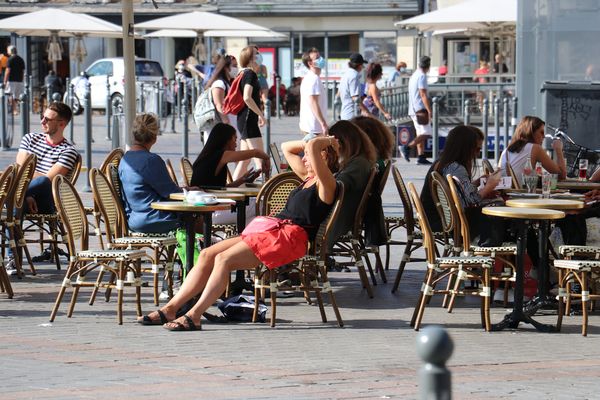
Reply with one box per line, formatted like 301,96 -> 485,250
87,61 -> 113,77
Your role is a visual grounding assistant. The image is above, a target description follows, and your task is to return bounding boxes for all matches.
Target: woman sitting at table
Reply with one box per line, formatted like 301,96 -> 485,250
119,113 -> 183,234
190,122 -> 270,224
350,115 -> 394,172
498,116 -> 567,186
138,133 -> 340,331
420,125 -> 503,245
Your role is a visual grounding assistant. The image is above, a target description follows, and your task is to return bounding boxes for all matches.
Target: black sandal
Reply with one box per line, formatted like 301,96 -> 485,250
139,310 -> 168,326
163,315 -> 201,331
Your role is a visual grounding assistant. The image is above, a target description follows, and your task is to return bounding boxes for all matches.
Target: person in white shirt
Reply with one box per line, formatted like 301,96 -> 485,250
402,56 -> 433,165
338,53 -> 367,120
299,47 -> 328,136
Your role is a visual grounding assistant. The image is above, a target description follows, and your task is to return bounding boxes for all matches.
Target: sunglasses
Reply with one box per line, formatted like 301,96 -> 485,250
41,116 -> 63,123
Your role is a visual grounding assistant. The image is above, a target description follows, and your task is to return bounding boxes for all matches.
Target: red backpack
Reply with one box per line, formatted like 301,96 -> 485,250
222,70 -> 247,115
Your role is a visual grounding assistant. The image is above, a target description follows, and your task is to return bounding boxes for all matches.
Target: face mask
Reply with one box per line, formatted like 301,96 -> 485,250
255,53 -> 263,65
400,67 -> 407,73
229,67 -> 239,77
314,56 -> 326,70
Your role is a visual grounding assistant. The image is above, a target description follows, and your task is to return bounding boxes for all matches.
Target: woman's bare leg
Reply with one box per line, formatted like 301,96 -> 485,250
164,240 -> 260,328
246,137 -> 265,171
140,237 -> 244,322
233,139 -> 251,180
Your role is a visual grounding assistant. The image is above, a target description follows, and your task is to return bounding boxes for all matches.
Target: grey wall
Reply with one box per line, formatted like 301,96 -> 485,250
517,0 -> 600,118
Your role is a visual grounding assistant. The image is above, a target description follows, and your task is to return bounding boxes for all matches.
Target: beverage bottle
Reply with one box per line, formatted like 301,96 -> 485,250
523,157 -> 533,176
535,161 -> 543,176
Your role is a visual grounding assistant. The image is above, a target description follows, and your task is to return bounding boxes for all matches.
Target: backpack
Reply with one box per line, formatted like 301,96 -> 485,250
222,69 -> 248,115
217,294 -> 267,322
193,88 -> 220,131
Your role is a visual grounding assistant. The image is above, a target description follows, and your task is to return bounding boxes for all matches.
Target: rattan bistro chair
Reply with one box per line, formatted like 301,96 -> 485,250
0,166 -> 17,298
482,159 -> 495,176
165,159 -> 179,186
407,182 -> 493,331
180,157 -> 194,187
253,183 -> 345,327
89,168 -> 178,306
255,171 -> 303,217
49,175 -> 147,324
505,162 -> 522,190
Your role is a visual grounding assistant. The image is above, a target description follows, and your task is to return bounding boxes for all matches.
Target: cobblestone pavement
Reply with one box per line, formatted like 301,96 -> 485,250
1,112 -> 600,399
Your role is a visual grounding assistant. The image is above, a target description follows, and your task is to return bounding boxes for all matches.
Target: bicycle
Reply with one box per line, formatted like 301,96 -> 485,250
546,125 -> 600,179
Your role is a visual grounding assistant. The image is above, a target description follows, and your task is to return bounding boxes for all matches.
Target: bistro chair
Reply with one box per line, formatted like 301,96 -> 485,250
1,155 -> 37,277
255,171 -> 303,217
49,175 -> 147,324
505,162 -> 522,190
99,148 -> 124,176
253,183 -> 345,327
165,159 -> 179,186
102,165 -> 178,305
482,159 -> 495,176
0,166 -> 17,298
389,166 -> 448,293
269,142 -> 288,173
407,181 -> 493,331
23,153 -> 82,270
444,174 -> 517,308
331,167 -> 378,298
179,157 -> 193,187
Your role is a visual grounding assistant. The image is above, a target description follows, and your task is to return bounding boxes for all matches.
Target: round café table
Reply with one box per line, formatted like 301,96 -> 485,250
556,179 -> 600,191
482,206 -> 565,332
505,198 -> 585,312
151,201 -> 230,274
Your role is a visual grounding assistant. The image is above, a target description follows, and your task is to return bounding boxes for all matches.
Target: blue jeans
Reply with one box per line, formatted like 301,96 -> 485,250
25,176 -> 55,214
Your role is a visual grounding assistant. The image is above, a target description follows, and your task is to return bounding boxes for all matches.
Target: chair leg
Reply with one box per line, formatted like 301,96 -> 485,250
483,268 -> 491,332
352,240 -> 374,297
269,269 -> 277,328
152,251 -> 160,307
89,265 -> 107,305
556,269 -> 565,332
372,247 -> 387,283
15,224 -> 35,275
392,239 -> 414,293
252,267 -> 263,323
565,279 -> 572,315
320,264 -> 343,327
363,252 -> 378,286
116,262 -> 125,325
385,242 -> 391,271
581,272 -> 589,337
0,261 -> 14,298
447,269 -> 463,313
413,270 -> 435,331
135,260 -> 143,318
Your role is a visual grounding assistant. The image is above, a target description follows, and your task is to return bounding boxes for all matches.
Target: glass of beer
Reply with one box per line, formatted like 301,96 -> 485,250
579,159 -> 589,180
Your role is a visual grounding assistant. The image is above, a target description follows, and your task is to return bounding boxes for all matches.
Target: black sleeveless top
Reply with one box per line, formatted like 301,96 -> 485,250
276,181 -> 334,240
191,149 -> 227,188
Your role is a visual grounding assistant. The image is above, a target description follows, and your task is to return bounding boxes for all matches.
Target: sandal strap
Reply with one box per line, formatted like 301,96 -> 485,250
183,314 -> 197,331
157,310 -> 168,324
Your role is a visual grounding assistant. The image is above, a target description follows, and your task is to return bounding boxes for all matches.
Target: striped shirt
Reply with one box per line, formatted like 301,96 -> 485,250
19,132 -> 79,175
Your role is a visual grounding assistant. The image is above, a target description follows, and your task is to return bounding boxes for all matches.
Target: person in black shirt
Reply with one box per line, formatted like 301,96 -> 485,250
3,45 -> 25,113
139,132 -> 340,331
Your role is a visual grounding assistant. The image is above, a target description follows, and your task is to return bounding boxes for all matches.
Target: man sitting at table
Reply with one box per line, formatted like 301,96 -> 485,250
7,103 -> 80,273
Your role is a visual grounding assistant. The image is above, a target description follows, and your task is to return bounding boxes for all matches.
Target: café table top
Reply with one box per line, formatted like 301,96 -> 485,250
505,198 -> 585,210
170,192 -> 246,202
482,206 -> 565,220
151,201 -> 230,213
205,185 -> 261,196
556,179 -> 600,191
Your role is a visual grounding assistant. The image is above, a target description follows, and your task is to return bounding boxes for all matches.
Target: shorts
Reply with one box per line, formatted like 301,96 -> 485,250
242,220 -> 308,269
410,115 -> 432,136
6,81 -> 24,99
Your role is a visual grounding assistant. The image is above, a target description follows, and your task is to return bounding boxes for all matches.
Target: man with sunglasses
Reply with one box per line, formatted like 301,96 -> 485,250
7,103 -> 79,272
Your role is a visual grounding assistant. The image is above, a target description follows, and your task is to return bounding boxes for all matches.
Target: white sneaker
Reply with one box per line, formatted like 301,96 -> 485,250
5,258 -> 17,276
493,288 -> 514,304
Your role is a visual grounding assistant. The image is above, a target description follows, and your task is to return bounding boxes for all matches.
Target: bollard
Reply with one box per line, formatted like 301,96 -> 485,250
264,99 -> 271,155
494,97 -> 501,162
432,97 -> 440,160
20,93 -> 29,139
275,75 -> 281,119
68,82 -> 75,144
182,83 -> 189,158
0,83 -> 7,150
52,93 -> 61,103
463,99 -> 471,126
417,326 -> 454,400
106,76 -> 112,140
111,111 -> 120,149
503,97 -> 510,152
481,98 -> 489,160
191,79 -> 197,112
170,81 -> 177,133
83,81 -> 92,192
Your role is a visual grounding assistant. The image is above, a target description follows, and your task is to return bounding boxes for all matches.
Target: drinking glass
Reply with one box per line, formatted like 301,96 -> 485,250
522,174 -> 536,193
541,173 -> 552,198
579,159 -> 589,180
549,173 -> 558,190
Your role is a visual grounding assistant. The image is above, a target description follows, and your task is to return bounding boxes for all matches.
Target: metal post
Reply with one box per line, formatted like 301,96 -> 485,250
432,97 -> 439,160
333,88 -> 341,121
511,96 -> 518,130
503,97 -> 510,152
68,82 -> 75,144
182,83 -> 189,158
275,75 -> 281,119
463,99 -> 471,125
191,79 -> 197,112
482,98 -> 489,160
154,82 -> 161,134
170,80 -> 177,133
139,82 -> 145,113
27,75 -> 33,113
46,83 -> 51,109
0,84 -> 6,150
177,79 -> 183,121
264,99 -> 271,154
416,326 -> 454,400
20,93 -> 28,139
106,75 -> 112,141
112,111 -> 120,149
83,81 -> 92,192
494,97 -> 501,162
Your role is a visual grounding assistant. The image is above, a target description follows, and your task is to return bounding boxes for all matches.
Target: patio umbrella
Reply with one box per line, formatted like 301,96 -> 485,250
136,11 -> 272,32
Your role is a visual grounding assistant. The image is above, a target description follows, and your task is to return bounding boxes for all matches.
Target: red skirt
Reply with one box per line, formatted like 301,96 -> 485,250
241,218 -> 308,269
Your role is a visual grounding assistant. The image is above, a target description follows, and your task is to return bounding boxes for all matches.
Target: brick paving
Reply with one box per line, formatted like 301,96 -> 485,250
1,112 -> 600,399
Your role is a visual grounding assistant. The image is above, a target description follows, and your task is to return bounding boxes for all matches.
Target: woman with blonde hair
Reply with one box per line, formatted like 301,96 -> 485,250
232,45 -> 267,181
498,115 -> 566,186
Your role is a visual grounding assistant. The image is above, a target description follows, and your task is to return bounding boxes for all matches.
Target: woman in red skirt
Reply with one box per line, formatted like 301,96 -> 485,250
139,130 -> 341,331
